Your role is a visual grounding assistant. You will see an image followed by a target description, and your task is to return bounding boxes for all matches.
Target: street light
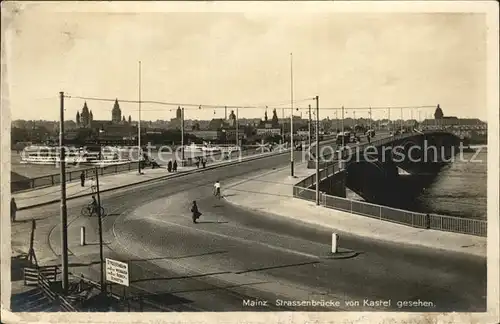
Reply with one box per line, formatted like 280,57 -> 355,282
314,96 -> 320,206
138,61 -> 142,174
59,91 -> 69,293
290,52 -> 295,177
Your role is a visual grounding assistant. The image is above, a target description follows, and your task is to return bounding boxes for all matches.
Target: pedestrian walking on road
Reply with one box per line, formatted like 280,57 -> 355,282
191,200 -> 202,223
195,158 -> 200,169
167,160 -> 173,172
80,171 -> 85,187
11,197 -> 17,223
90,178 -> 97,193
202,158 -> 206,168
173,160 -> 178,172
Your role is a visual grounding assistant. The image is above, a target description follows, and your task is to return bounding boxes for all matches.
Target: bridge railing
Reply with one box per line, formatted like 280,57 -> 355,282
294,130 -> 487,237
292,187 -> 487,237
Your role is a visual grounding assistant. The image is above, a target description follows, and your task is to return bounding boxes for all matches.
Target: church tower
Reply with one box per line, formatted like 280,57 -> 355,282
434,104 -> 444,119
228,110 -> 236,127
81,102 -> 90,128
112,99 -> 122,123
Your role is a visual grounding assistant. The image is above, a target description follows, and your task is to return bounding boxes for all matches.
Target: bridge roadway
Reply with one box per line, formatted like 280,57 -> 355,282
30,150 -> 485,312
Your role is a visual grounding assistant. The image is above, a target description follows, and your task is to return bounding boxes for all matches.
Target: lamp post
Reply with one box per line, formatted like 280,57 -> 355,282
290,52 -> 294,177
400,107 -> 404,132
308,104 -> 312,154
181,107 -> 185,161
236,108 -> 239,147
59,91 -> 69,294
388,108 -> 391,133
94,167 -> 105,294
138,61 -> 142,174
315,96 -> 320,206
369,107 -> 372,130
341,106 -> 345,148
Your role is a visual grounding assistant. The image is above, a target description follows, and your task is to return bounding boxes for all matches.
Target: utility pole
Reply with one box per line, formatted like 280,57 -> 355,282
400,107 -> 403,132
315,96 -> 320,206
94,167 -> 105,294
341,106 -> 345,148
388,108 -> 391,133
236,107 -> 239,147
353,110 -> 356,130
335,109 -> 338,133
290,53 -> 294,176
225,106 -> 227,120
59,91 -> 69,293
138,61 -> 142,174
308,104 -> 312,155
181,107 -> 185,161
369,107 -> 372,130
281,107 -> 284,141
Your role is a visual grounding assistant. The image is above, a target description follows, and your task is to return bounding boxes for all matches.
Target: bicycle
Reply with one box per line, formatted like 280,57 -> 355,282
81,205 -> 105,217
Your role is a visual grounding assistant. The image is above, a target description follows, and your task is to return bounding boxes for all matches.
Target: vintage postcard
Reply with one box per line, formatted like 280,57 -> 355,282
1,1 -> 499,324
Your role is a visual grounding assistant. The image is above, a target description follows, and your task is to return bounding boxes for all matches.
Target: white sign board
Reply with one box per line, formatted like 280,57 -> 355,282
105,258 -> 129,287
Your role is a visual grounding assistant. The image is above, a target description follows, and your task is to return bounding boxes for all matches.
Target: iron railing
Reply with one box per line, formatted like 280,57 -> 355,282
23,265 -> 77,312
11,147 -> 272,192
293,186 -> 487,237
294,130 -> 487,237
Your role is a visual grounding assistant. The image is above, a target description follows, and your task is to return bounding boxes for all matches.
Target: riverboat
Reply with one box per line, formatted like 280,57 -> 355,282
183,143 -> 224,154
20,145 -> 86,165
20,145 -> 131,165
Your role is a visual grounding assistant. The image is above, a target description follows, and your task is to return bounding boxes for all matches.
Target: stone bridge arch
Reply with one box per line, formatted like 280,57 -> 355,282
345,160 -> 397,202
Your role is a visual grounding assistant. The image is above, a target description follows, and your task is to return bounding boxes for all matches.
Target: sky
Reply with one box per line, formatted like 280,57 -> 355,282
2,2 -> 491,122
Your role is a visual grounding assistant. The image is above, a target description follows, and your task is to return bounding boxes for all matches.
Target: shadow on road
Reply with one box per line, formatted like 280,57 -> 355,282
70,260 -> 102,267
196,220 -> 228,224
127,250 -> 229,262
234,260 -> 320,274
169,280 -> 270,295
130,270 -> 231,284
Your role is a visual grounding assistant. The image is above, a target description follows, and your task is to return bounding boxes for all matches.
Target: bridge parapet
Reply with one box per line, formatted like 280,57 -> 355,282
295,129 -> 486,237
307,130 -> 460,169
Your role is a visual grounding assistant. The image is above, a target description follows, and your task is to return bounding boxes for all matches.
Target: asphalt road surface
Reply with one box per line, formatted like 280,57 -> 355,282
19,149 -> 486,312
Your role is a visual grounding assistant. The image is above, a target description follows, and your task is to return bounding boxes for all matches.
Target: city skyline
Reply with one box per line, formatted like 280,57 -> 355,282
4,4 -> 489,121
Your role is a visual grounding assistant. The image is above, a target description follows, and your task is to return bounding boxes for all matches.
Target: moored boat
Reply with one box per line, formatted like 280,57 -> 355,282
20,145 -> 87,165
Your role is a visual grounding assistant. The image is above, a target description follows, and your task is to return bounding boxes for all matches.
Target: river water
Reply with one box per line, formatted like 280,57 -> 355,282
345,149 -> 487,220
415,150 -> 487,220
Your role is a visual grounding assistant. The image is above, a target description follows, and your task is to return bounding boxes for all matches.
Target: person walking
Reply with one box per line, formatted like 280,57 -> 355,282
195,158 -> 200,169
190,200 -> 202,223
11,197 -> 17,223
80,171 -> 85,187
213,180 -> 221,199
90,177 -> 97,193
201,158 -> 206,168
173,160 -> 178,172
167,160 -> 172,172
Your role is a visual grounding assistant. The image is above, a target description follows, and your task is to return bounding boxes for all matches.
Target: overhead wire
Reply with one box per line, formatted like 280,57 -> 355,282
64,94 -> 314,110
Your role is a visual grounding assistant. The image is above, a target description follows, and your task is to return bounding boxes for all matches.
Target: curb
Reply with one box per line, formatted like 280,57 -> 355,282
17,150 -> 291,211
223,194 -> 486,258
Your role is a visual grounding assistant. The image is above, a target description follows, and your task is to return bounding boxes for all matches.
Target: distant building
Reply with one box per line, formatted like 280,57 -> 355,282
187,130 -> 221,141
168,107 -> 183,130
208,118 -> 230,131
228,110 -> 236,127
256,128 -> 281,136
421,118 -> 485,127
74,99 -> 137,144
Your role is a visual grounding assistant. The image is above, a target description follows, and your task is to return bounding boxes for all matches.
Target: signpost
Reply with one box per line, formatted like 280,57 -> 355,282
105,258 -> 129,287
